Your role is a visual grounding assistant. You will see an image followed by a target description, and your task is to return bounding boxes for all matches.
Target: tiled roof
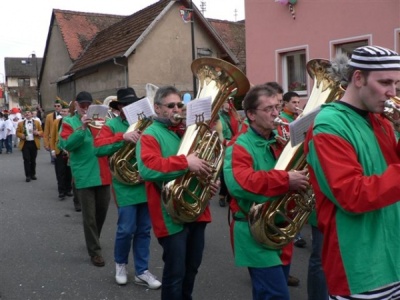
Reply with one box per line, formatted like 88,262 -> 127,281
54,9 -> 125,61
69,1 -> 169,73
207,19 -> 246,72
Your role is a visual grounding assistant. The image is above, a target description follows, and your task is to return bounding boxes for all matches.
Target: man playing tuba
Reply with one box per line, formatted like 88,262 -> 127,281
94,87 -> 161,289
136,86 -> 219,300
223,85 -> 308,300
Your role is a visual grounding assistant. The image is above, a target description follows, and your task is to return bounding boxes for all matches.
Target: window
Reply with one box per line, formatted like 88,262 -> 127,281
282,50 -> 307,95
197,48 -> 213,58
18,78 -> 30,87
335,41 -> 368,58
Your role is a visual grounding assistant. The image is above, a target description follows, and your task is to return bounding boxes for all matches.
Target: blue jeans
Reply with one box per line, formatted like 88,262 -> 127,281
307,225 -> 328,300
158,222 -> 207,300
0,139 -> 3,152
114,203 -> 151,275
248,264 -> 290,300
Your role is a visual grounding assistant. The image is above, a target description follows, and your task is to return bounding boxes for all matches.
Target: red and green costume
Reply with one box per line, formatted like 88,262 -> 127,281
59,114 -> 111,188
136,120 -> 211,238
305,102 -> 400,295
94,116 -> 147,206
223,127 -> 293,267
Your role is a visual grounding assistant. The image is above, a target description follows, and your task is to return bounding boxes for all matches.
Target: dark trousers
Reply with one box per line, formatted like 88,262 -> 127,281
0,139 -> 4,152
307,226 -> 328,300
75,185 -> 110,257
54,153 -> 72,194
158,222 -> 207,300
22,141 -> 37,177
219,169 -> 230,200
5,135 -> 12,153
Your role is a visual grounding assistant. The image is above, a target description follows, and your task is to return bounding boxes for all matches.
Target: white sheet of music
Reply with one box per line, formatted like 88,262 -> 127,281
289,105 -> 321,147
122,97 -> 155,125
185,96 -> 212,127
87,105 -> 109,120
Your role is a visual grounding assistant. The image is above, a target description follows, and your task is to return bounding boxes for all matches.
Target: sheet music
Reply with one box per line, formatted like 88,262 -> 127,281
185,96 -> 212,127
122,97 -> 155,125
289,105 -> 321,147
86,105 -> 109,120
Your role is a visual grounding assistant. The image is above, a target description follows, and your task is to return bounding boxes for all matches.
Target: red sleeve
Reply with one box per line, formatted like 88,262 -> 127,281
140,134 -> 188,173
94,125 -> 124,147
232,144 -> 289,197
312,133 -> 400,213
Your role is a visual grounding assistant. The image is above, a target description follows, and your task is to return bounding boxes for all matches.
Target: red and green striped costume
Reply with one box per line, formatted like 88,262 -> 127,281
59,114 -> 111,189
305,102 -> 400,295
94,117 -> 147,207
224,127 -> 292,267
136,120 -> 211,238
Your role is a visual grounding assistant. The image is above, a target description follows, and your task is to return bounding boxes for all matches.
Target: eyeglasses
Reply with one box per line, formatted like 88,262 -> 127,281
255,105 -> 282,113
161,102 -> 184,109
54,104 -> 61,108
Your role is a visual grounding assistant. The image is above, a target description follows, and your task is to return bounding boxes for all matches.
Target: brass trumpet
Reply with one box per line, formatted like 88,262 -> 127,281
384,97 -> 400,123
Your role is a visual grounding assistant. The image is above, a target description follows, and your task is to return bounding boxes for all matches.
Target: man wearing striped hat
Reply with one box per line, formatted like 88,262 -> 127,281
305,45 -> 400,299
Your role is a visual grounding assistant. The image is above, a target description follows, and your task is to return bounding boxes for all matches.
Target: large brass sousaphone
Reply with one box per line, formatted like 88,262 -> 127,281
248,59 -> 344,249
162,58 -> 250,223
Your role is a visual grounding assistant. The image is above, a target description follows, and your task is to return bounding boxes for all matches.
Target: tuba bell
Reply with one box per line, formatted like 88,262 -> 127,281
108,84 -> 158,185
162,58 -> 250,223
248,58 -> 345,249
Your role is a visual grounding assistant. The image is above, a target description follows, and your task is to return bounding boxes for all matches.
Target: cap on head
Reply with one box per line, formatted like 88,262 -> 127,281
348,46 -> 400,71
110,87 -> 143,110
76,91 -> 93,104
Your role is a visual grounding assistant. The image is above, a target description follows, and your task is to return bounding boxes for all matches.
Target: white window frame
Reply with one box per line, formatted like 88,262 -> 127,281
281,50 -> 307,96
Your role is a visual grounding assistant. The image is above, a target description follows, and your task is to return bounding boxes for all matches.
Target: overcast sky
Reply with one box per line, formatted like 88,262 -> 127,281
0,0 -> 245,81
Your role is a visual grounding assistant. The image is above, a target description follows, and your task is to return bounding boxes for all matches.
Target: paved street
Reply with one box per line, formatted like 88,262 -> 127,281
0,148 -> 311,300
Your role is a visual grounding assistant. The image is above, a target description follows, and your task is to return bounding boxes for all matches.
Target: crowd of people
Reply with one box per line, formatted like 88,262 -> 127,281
2,45 -> 400,300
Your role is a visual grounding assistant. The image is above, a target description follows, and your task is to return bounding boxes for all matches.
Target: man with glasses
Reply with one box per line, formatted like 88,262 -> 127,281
94,87 -> 161,289
137,85 -> 219,300
59,91 -> 112,267
224,84 -> 308,300
44,99 -> 63,163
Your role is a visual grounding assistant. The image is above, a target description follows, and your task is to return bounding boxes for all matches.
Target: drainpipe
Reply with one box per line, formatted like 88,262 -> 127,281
113,58 -> 128,88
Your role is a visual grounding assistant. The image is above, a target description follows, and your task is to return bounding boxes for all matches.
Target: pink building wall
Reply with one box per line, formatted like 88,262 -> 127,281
245,0 -> 400,90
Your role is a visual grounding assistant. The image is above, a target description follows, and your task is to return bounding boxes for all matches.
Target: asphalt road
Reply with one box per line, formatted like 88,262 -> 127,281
0,148 -> 311,300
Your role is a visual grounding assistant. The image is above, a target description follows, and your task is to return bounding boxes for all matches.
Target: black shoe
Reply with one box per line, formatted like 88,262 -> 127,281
26,177 -> 31,182
66,191 -> 73,197
294,237 -> 307,248
219,197 -> 226,207
30,176 -> 37,180
74,204 -> 82,212
287,275 -> 300,287
58,193 -> 66,200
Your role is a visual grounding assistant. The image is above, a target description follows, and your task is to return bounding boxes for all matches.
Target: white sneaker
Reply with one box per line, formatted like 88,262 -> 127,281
134,270 -> 162,290
115,263 -> 127,285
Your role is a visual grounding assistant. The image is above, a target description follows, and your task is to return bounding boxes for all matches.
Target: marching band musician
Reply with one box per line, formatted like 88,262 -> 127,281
305,46 -> 400,299
58,91 -> 112,267
94,87 -> 161,289
16,106 -> 43,182
215,96 -> 241,207
43,98 -> 63,163
136,85 -> 220,300
223,84 -> 308,300
50,100 -> 73,201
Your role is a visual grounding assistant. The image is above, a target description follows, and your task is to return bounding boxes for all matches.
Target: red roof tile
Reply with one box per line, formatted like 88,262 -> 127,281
54,9 -> 124,61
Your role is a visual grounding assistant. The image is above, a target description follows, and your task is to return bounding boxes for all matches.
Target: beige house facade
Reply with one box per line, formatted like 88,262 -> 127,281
39,1 -> 241,112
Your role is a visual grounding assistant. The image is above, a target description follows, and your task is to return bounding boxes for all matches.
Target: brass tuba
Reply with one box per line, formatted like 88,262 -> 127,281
162,58 -> 250,223
108,84 -> 158,185
248,58 -> 345,249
